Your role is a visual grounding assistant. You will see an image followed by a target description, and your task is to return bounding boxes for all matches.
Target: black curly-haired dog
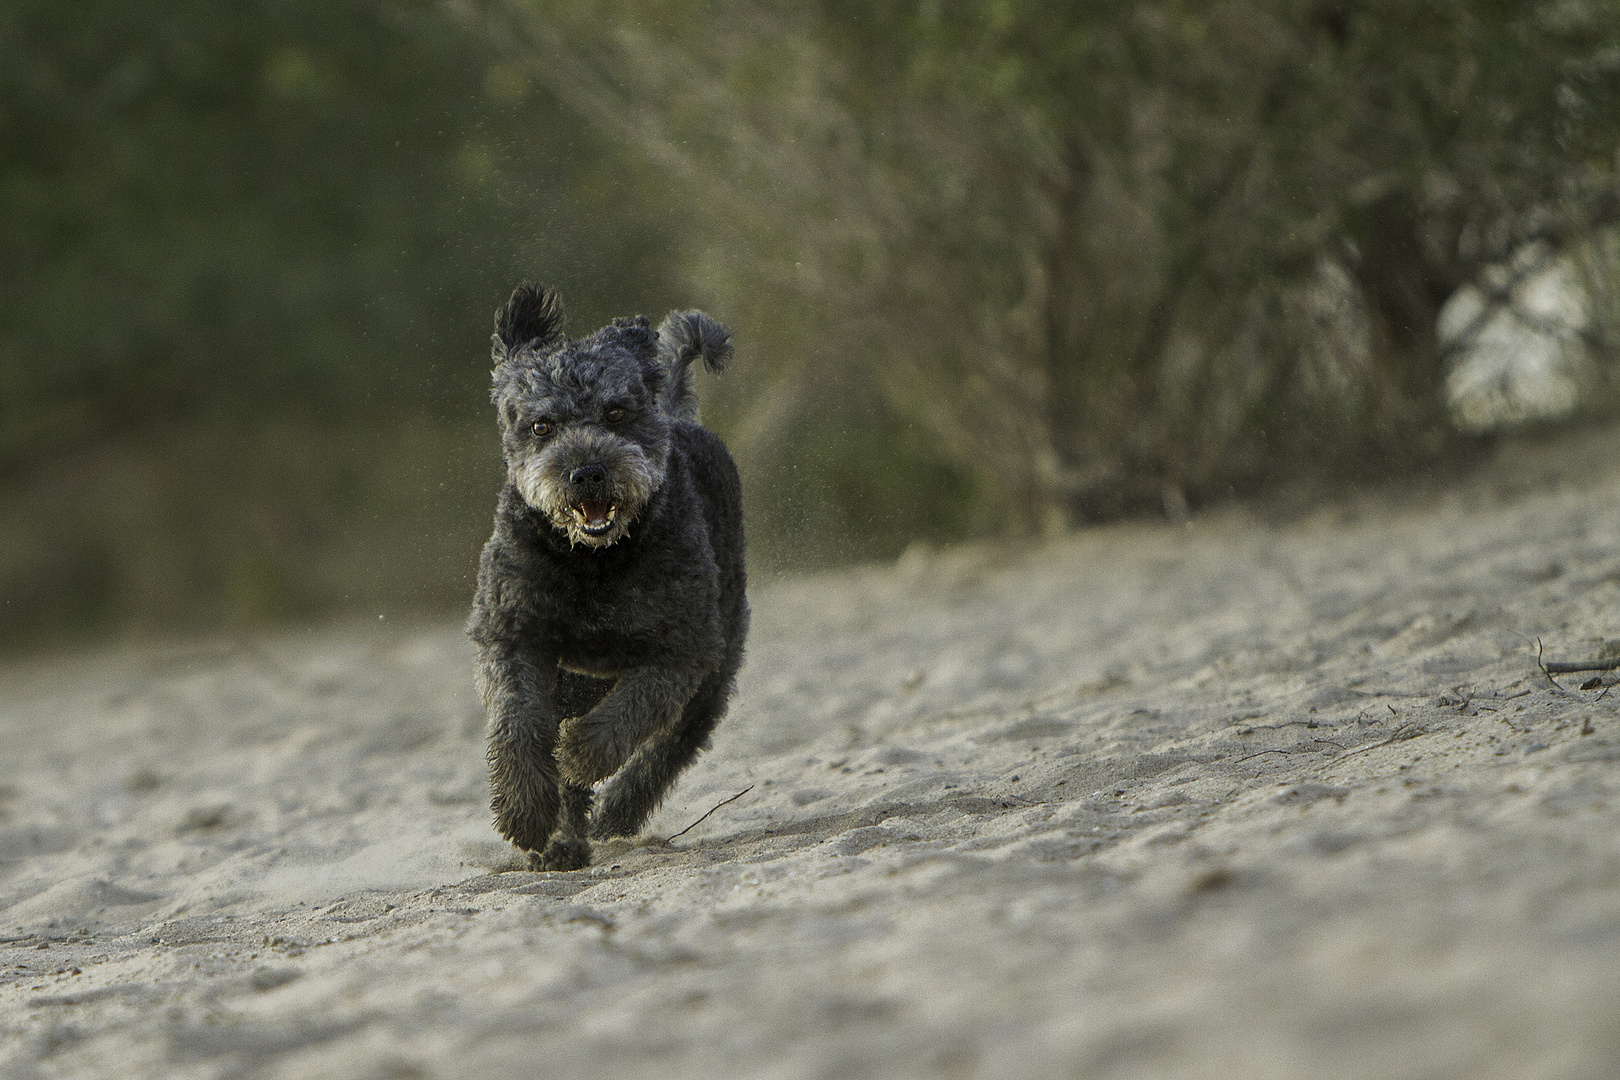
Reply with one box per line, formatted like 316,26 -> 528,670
467,282 -> 747,871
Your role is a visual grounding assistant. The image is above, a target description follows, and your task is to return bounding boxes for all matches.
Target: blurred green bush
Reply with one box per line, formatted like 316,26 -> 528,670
4,0 -> 1619,646
471,0 -> 1620,524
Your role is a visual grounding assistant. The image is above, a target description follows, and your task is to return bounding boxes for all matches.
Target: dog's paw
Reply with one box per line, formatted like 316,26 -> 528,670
590,790 -> 651,839
557,716 -> 625,785
492,800 -> 557,856
487,732 -> 563,852
533,836 -> 592,872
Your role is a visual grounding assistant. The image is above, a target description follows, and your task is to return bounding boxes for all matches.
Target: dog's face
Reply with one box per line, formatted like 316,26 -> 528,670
491,298 -> 671,548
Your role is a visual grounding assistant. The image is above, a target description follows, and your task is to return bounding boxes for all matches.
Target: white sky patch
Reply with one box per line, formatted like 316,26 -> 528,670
1442,253 -> 1592,431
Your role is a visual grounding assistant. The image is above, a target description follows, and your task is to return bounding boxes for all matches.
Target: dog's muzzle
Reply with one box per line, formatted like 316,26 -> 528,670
513,431 -> 664,547
568,464 -> 619,537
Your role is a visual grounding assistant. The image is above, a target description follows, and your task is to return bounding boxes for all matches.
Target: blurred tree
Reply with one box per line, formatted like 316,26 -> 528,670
0,0 -> 681,641
0,0 -> 676,463
5,0 -> 1619,643
471,0 -> 1620,529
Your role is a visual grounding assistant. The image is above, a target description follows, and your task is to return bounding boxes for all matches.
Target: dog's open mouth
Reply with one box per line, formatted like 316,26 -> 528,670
571,499 -> 618,536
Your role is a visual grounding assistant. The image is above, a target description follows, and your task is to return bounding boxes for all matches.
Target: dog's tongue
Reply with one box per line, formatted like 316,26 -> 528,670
580,499 -> 612,526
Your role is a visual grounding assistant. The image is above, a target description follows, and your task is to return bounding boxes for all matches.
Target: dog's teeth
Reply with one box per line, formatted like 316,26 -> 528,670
571,502 -> 618,536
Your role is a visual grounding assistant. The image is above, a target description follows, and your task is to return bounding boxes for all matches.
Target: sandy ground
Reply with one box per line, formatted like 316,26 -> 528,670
6,429 -> 1620,1080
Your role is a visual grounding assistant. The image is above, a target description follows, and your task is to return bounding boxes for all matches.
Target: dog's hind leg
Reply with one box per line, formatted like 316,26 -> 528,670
590,666 -> 736,839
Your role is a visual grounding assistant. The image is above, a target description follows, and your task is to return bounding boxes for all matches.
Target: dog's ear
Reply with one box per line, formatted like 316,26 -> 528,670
607,315 -> 657,353
492,282 -> 566,361
592,315 -> 670,403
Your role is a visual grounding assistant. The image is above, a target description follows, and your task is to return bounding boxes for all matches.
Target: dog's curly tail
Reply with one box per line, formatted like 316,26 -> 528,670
656,311 -> 733,423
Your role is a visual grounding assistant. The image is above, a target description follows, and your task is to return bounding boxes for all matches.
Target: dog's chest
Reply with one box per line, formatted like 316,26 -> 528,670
541,554 -> 669,652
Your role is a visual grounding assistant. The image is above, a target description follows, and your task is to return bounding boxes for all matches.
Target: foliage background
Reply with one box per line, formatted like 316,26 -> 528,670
3,0 -> 1619,647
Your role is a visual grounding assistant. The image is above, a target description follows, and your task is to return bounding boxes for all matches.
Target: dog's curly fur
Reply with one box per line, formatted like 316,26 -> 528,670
467,283 -> 747,871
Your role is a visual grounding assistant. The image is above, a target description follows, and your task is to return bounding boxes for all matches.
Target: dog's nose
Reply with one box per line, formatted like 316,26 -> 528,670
570,463 -> 608,487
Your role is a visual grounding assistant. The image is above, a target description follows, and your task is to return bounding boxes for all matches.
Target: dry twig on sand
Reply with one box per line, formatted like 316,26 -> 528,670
1313,723 -> 1429,773
1543,657 -> 1620,674
1535,634 -> 1620,676
667,785 -> 754,843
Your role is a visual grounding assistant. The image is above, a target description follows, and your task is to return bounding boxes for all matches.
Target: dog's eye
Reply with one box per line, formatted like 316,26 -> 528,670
530,419 -> 552,438
604,407 -> 626,425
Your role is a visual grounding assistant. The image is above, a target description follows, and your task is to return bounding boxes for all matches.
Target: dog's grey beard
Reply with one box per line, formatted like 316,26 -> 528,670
514,441 -> 664,548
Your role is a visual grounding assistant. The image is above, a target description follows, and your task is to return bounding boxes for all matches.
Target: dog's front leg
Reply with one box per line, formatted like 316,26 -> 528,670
556,665 -> 707,785
476,641 -> 562,855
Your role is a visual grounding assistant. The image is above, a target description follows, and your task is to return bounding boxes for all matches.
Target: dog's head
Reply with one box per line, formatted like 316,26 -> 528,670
489,283 -> 671,547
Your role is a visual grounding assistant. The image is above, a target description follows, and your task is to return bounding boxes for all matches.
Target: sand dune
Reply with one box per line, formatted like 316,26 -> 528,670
5,427 -> 1620,1079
